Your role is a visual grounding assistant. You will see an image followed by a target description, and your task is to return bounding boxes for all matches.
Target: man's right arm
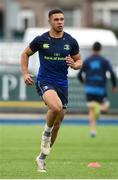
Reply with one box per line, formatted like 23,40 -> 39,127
21,47 -> 35,85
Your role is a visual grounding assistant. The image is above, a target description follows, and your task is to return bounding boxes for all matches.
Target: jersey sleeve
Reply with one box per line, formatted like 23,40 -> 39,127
29,36 -> 40,53
70,38 -> 80,56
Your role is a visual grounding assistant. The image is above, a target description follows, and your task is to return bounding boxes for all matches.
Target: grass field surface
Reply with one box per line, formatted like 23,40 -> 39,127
0,124 -> 118,179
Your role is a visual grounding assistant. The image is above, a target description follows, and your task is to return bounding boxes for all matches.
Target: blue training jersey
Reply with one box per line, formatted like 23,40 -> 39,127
78,54 -> 116,96
29,31 -> 79,87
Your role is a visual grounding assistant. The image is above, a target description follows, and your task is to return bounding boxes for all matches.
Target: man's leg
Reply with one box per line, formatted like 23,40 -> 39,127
36,89 -> 63,172
51,109 -> 65,146
88,107 -> 97,137
87,101 -> 101,137
100,101 -> 110,113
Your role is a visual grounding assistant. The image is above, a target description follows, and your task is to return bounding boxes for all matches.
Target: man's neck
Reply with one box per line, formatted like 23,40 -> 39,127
93,51 -> 100,55
49,29 -> 64,38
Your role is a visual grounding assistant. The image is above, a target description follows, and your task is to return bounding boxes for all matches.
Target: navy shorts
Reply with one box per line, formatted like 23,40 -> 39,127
35,81 -> 68,109
86,94 -> 108,104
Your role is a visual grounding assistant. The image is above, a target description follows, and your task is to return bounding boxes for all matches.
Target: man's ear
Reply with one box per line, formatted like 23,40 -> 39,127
48,19 -> 51,25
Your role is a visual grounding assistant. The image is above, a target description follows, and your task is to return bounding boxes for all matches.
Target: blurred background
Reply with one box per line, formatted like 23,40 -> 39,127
1,2 -> 118,178
0,0 -> 118,114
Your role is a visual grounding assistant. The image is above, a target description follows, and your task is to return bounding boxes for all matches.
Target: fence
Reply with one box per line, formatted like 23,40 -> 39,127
0,42 -> 118,113
0,70 -> 118,113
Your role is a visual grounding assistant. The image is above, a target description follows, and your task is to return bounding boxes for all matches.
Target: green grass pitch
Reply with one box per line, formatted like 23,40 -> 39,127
0,124 -> 118,179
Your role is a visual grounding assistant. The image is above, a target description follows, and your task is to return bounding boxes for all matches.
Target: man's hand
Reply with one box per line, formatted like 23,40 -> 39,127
24,73 -> 34,85
112,86 -> 117,93
65,55 -> 75,69
66,54 -> 83,70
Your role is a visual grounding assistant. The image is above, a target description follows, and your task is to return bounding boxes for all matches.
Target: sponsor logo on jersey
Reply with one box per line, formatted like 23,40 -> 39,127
43,43 -> 50,49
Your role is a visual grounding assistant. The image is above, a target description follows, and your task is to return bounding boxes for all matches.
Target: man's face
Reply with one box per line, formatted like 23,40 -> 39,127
49,13 -> 64,32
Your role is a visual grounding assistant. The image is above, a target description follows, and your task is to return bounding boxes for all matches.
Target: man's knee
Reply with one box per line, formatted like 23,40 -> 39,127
51,104 -> 63,114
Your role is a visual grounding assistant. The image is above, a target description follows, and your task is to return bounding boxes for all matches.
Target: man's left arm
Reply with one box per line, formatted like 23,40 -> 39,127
107,62 -> 117,92
66,54 -> 83,70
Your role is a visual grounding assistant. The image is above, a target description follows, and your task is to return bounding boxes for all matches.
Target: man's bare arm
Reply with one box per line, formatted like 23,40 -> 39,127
21,47 -> 35,85
66,54 -> 83,70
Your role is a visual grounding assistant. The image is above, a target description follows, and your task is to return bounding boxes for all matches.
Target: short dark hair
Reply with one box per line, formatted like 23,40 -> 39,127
92,41 -> 102,51
48,8 -> 64,18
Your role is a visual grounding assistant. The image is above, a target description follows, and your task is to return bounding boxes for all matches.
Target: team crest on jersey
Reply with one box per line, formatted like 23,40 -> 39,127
64,44 -> 70,50
43,86 -> 49,90
43,43 -> 50,49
